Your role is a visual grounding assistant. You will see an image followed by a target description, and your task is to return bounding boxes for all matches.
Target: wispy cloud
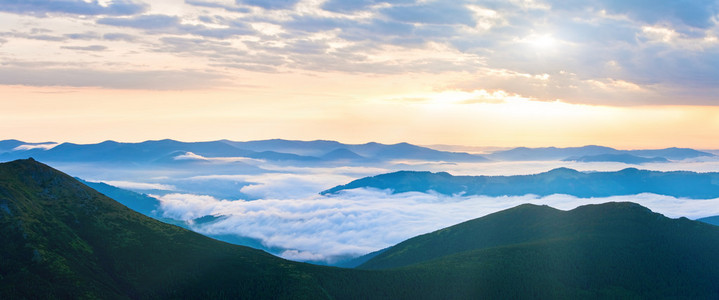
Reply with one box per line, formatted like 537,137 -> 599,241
0,0 -> 148,17
60,45 -> 108,51
96,180 -> 176,191
0,66 -> 226,90
12,143 -> 58,151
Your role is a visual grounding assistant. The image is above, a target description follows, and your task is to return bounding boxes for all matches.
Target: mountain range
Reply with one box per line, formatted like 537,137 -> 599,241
4,159 -> 719,298
487,145 -> 714,161
322,168 -> 719,199
563,153 -> 670,164
0,139 -> 488,164
3,140 -> 714,166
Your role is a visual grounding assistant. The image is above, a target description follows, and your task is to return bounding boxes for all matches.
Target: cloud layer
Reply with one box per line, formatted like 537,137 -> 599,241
154,188 -> 719,264
0,0 -> 717,105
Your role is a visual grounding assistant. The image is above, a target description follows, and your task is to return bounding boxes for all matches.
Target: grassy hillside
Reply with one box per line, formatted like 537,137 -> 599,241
359,202 -> 719,298
0,158 -> 336,299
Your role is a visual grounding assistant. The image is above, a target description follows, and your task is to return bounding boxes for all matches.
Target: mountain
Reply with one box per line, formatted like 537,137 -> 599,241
321,148 -> 366,161
0,139 -> 252,164
629,147 -> 715,160
4,159 -> 719,298
361,142 -> 488,162
358,202 -> 719,298
0,158 -> 345,299
488,145 -> 714,161
322,168 -> 719,199
229,139 -> 488,162
79,179 -> 161,217
698,216 -> 719,226
0,139 -> 488,164
224,139 -> 345,156
0,139 -> 56,153
0,139 -> 27,153
487,145 -> 621,160
564,153 -> 669,164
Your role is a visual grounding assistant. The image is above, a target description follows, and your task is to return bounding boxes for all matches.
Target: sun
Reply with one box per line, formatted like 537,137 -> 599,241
525,34 -> 557,51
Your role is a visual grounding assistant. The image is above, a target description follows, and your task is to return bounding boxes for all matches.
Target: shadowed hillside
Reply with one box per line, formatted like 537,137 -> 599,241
0,159 -> 338,299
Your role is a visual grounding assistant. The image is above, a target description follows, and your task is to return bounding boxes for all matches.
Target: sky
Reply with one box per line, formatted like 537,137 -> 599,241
1,0 -> 719,148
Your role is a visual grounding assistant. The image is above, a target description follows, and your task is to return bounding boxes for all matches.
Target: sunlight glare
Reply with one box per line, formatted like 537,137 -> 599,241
526,34 -> 557,51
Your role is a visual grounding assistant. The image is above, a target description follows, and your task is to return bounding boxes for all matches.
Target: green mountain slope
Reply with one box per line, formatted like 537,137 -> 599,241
0,158 -> 338,299
4,158 -> 719,299
359,202 -> 719,297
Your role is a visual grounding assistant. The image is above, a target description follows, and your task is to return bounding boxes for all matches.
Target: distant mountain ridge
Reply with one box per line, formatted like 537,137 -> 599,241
0,139 -> 488,164
2,139 -> 713,164
564,153 -> 670,164
487,145 -> 713,161
322,168 -> 719,199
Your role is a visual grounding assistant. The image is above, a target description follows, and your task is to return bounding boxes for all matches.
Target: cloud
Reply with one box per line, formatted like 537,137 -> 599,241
185,0 -> 250,13
173,152 -> 209,161
321,0 -> 415,13
239,0 -> 301,10
2,0 -> 718,104
63,32 -> 101,40
102,32 -> 138,41
61,45 -> 107,51
12,143 -> 59,151
97,14 -> 255,38
155,193 -> 220,220
238,173 -> 355,199
153,188 -> 719,264
95,180 -> 177,191
0,0 -> 148,17
554,0 -> 719,29
0,65 -> 226,90
381,2 -> 477,26
98,14 -> 181,29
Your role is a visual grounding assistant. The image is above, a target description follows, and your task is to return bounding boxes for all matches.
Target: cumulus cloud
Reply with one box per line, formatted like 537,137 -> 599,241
238,172 -> 355,199
0,0 -> 148,17
2,0 -> 718,103
153,188 -> 719,264
98,14 -> 255,38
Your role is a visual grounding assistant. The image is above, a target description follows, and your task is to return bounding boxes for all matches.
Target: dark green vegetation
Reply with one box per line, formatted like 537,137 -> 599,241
3,159 -> 719,299
322,168 -> 719,198
0,159 -> 345,299
359,202 -> 719,298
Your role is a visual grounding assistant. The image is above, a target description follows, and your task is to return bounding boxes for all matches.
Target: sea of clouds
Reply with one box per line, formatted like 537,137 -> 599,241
65,156 -> 719,264
151,175 -> 719,264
